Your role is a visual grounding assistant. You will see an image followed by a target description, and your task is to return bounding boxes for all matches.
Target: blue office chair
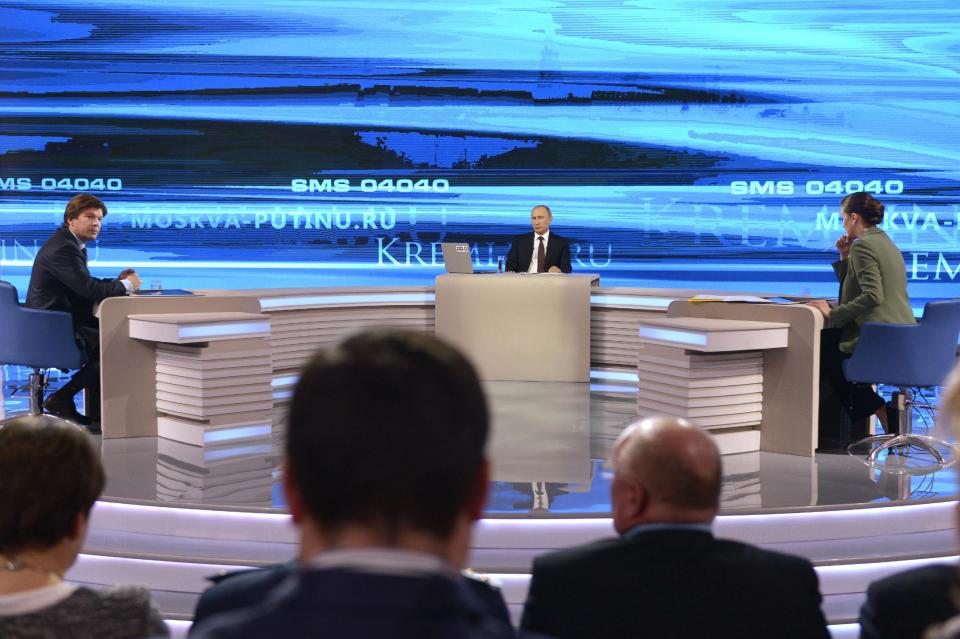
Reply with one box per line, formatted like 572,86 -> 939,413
0,280 -> 82,420
843,299 -> 960,464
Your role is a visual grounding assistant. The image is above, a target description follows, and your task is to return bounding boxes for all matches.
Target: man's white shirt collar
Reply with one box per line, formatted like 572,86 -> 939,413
527,229 -> 551,273
307,547 -> 456,577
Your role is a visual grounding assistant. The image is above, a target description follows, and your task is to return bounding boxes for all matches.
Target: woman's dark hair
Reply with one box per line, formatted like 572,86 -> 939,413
0,416 -> 106,554
841,192 -> 884,226
63,193 -> 107,226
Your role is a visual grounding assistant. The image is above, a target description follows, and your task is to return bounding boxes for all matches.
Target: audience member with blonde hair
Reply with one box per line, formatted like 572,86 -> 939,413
921,366 -> 960,639
0,415 -> 167,638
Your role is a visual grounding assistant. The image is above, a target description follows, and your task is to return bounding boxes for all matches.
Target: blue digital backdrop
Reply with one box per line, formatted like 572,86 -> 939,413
1,1 -> 959,308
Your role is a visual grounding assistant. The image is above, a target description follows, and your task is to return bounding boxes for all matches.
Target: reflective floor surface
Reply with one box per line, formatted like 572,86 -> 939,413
2,375 -> 947,515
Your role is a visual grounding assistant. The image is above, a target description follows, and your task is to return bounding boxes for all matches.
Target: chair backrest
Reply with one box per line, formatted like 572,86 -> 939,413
0,280 -> 24,348
0,280 -> 83,370
844,299 -> 960,388
917,299 -> 960,382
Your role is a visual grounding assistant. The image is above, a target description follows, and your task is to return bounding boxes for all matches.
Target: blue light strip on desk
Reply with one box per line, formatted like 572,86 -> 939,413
271,375 -> 300,388
638,326 -> 708,347
178,321 -> 270,339
590,370 -> 639,382
200,442 -> 273,463
203,423 -> 272,445
591,295 -> 676,309
590,384 -> 637,393
260,293 -> 435,309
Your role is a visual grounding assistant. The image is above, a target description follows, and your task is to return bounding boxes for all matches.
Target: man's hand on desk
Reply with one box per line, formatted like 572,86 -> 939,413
807,299 -> 832,318
119,269 -> 142,292
547,266 -> 561,273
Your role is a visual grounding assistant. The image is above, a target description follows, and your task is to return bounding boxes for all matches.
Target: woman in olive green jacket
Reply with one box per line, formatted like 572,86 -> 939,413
809,192 -> 915,439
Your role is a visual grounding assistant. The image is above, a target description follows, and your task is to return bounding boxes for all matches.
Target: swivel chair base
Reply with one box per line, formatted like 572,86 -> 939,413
0,368 -> 88,432
5,368 -> 51,417
847,389 -> 954,469
847,433 -> 947,464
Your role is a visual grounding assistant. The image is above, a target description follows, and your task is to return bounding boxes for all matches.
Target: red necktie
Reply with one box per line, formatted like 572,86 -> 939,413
537,236 -> 546,273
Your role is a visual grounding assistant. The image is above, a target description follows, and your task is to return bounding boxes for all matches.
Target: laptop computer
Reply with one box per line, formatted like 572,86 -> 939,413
441,243 -> 475,274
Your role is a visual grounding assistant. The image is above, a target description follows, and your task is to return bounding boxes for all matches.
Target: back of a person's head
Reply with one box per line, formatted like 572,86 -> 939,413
286,330 -> 489,540
614,416 -> 721,525
0,416 -> 105,555
841,191 -> 885,226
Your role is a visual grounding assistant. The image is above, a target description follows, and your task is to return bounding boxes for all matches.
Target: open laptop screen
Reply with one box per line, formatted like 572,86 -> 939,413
440,243 -> 474,274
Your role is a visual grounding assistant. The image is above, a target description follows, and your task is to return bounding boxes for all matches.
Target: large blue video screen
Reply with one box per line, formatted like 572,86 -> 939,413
1,2 -> 958,307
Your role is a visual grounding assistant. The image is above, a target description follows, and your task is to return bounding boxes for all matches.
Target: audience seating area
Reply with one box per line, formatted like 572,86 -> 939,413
2,287 -> 958,639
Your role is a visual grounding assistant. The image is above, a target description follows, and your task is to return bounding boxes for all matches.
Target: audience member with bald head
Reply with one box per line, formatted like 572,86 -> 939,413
521,416 -> 829,639
610,416 -> 721,533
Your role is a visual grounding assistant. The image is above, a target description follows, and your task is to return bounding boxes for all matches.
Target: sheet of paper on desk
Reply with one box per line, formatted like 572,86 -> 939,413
690,294 -> 799,304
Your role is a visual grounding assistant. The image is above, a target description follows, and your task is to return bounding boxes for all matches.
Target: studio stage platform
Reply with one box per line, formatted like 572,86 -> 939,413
18,377 -> 950,639
2,284 -> 956,638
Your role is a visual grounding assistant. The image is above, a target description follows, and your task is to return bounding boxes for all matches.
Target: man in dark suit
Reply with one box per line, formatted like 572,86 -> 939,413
859,562 -> 958,638
26,194 -> 140,430
520,416 -> 830,639
191,331 -> 522,639
190,563 -> 512,633
505,205 -> 572,273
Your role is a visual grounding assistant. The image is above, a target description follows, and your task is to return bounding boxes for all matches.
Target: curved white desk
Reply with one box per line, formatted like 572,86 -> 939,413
98,285 -> 822,456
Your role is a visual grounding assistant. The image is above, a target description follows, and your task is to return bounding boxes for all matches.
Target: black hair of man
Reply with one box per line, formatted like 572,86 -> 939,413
286,330 -> 489,540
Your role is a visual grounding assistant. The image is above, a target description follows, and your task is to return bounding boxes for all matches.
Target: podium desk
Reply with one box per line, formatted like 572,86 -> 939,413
99,295 -> 261,438
634,316 -> 790,456
435,273 -> 598,382
667,301 -> 824,457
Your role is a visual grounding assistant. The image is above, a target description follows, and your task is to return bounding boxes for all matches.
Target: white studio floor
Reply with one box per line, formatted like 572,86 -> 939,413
3,371 -> 959,637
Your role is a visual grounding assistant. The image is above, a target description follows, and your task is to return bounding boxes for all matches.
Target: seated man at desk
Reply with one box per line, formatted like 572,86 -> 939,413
505,205 -> 573,273
26,193 -> 141,430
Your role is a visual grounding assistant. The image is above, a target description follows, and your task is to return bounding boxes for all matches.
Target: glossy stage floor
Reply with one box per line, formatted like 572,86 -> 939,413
3,372 -> 958,639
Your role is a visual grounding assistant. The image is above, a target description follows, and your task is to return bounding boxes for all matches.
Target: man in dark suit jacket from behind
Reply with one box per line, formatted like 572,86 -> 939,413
858,562 -> 958,639
520,416 -> 830,639
190,562 -> 513,634
26,194 -> 140,429
505,204 -> 572,273
190,331 -> 526,639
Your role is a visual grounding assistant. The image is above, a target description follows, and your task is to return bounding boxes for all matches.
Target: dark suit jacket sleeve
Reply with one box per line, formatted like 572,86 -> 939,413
556,238 -> 572,273
794,560 -> 832,639
519,556 -> 563,638
505,237 -> 522,273
191,564 -> 295,633
48,239 -> 127,303
858,565 -> 958,639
